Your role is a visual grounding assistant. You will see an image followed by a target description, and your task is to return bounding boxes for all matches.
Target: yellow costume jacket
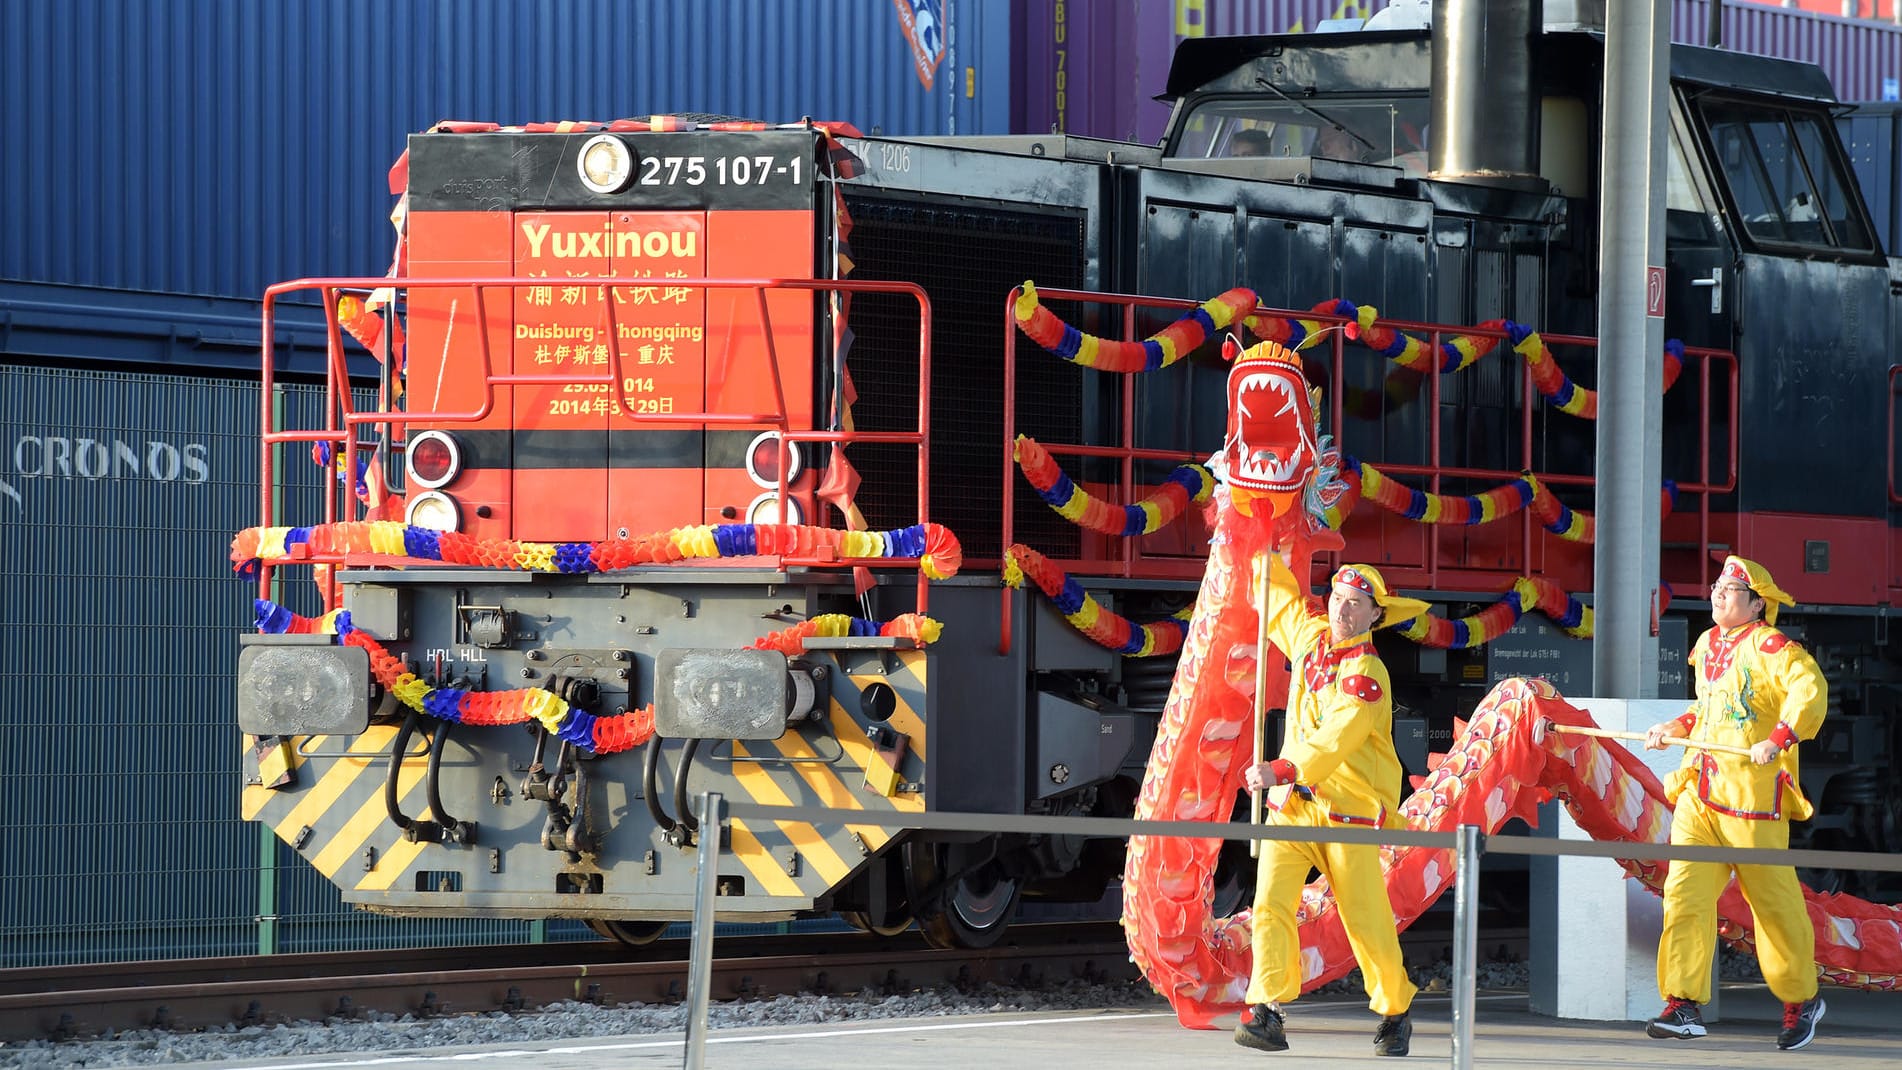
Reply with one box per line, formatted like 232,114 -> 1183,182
1260,553 -> 1403,827
1665,620 -> 1827,821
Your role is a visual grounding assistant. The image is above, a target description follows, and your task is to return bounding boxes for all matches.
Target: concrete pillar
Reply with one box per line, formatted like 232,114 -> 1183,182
1529,698 -> 1720,1023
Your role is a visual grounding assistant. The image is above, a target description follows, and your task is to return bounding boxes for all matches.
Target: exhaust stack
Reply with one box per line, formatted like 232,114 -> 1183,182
1431,0 -> 1544,186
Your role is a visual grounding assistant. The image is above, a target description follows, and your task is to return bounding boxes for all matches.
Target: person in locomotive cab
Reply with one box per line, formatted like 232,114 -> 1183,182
1310,123 -> 1378,163
1229,127 -> 1272,158
1641,555 -> 1828,1051
1235,553 -> 1428,1057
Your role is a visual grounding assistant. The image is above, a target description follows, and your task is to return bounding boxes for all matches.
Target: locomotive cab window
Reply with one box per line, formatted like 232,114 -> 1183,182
1171,95 -> 1431,176
1698,98 -> 1876,254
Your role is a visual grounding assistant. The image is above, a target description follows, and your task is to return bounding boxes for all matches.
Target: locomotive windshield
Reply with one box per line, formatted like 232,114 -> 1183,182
1697,97 -> 1877,253
1171,93 -> 1432,175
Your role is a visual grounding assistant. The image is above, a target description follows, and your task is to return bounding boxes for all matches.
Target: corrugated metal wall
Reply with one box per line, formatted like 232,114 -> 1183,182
1,0 -> 1889,307
1733,0 -> 1901,23
0,0 -> 1007,303
1012,0 -> 1902,145
1675,0 -> 1902,102
1011,0 -> 1388,144
0,364 -> 586,965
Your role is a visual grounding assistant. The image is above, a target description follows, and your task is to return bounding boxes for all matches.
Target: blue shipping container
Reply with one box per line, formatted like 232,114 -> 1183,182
1842,102 -> 1902,253
0,0 -> 1009,304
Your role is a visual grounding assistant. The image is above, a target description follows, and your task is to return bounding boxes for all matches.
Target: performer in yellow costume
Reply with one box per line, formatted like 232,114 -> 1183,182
1643,555 -> 1827,1050
1236,553 -> 1428,1057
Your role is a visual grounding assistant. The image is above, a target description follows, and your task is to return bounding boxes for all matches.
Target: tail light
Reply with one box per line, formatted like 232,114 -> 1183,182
744,431 -> 805,488
406,430 -> 462,489
406,490 -> 462,532
746,493 -> 805,526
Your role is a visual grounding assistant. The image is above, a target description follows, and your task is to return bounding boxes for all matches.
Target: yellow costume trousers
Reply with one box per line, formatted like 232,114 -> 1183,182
1657,794 -> 1817,1005
1246,795 -> 1417,1015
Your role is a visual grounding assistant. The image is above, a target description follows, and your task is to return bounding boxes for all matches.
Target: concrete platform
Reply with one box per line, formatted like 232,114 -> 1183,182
237,983 -> 1902,1070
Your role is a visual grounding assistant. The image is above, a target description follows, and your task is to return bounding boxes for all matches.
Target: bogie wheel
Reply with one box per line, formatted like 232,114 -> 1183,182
839,850 -> 913,936
586,918 -> 671,946
905,841 -> 1022,950
839,909 -> 915,937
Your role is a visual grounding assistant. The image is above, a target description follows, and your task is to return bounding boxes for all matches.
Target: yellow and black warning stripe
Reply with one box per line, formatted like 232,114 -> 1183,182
242,727 -> 441,893
717,648 -> 929,899
240,648 -> 934,904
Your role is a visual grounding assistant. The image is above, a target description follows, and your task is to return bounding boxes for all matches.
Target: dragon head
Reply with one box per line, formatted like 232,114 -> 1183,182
1219,339 -> 1319,518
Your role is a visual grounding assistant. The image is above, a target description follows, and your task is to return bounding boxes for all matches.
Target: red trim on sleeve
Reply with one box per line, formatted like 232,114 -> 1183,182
1340,674 -> 1383,703
1675,711 -> 1698,733
1269,758 -> 1298,786
1759,632 -> 1792,654
1770,721 -> 1799,751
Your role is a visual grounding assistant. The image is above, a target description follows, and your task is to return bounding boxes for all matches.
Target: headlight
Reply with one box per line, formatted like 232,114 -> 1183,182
405,430 -> 462,490
743,431 -> 805,488
406,491 -> 463,532
746,493 -> 805,526
577,134 -> 633,194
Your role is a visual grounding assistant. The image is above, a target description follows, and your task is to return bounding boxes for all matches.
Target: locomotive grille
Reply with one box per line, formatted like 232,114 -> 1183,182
837,194 -> 1086,559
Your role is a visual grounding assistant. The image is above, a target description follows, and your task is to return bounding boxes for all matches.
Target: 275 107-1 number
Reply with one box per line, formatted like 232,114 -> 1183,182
637,155 -> 801,186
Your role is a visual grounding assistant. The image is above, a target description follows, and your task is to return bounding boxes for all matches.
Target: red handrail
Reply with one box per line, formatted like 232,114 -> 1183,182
1889,366 -> 1902,506
997,286 -> 1740,654
258,275 -> 936,610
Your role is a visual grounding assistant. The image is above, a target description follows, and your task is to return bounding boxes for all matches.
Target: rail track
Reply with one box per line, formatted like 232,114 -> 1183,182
0,920 -> 1527,1042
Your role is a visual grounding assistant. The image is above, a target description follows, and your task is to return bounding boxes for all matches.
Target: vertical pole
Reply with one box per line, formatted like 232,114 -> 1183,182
258,386 -> 286,957
256,825 -> 279,955
683,791 -> 725,1070
1593,0 -> 1671,701
1249,556 -> 1269,857
1450,824 -> 1482,1070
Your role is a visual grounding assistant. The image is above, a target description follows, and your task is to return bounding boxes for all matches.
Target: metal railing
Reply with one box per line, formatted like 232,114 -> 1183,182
997,287 -> 1740,650
255,275 -> 940,609
679,794 -> 1902,1070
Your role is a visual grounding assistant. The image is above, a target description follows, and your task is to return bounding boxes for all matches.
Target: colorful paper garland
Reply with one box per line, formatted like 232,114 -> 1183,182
253,600 -> 655,753
749,612 -> 944,653
1013,435 -> 1213,537
1012,284 -> 1693,421
231,520 -> 963,582
1395,576 -> 1593,649
1002,544 -> 1193,657
1013,281 -> 1257,373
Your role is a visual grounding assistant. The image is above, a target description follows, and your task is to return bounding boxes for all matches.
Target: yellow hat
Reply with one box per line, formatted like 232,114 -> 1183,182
1332,563 -> 1431,630
1718,556 -> 1794,625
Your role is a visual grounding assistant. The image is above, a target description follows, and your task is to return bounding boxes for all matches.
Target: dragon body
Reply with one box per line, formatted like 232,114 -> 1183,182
1115,340 -> 1902,1030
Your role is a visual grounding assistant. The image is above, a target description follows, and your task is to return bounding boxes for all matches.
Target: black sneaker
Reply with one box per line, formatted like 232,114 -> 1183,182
1373,1011 -> 1411,1056
1234,1003 -> 1288,1052
1645,997 -> 1707,1039
1777,996 -> 1825,1050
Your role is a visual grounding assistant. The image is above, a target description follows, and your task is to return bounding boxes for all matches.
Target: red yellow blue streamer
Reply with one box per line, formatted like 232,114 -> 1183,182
1507,325 -> 1685,419
1002,544 -> 1192,657
231,520 -> 963,582
252,600 -> 655,753
750,613 -> 944,654
1014,435 -> 1213,536
1012,284 -> 1691,420
1396,576 -> 1594,648
1325,459 -> 1679,545
1243,298 -> 1501,373
1013,281 -> 1257,373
